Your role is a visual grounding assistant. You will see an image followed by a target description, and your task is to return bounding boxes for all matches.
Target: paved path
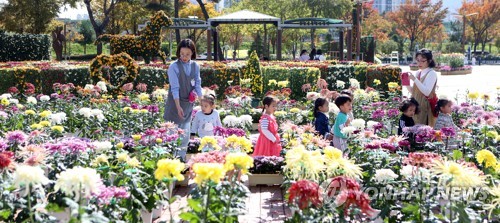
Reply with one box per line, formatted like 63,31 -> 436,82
400,65 -> 500,103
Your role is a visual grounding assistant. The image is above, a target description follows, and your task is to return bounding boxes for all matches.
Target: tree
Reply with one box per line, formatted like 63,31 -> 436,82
460,0 -> 500,53
78,20 -> 96,54
179,1 -> 219,46
108,1 -> 150,35
249,33 -> 265,58
0,0 -> 78,34
84,0 -> 128,54
388,0 -> 447,52
361,4 -> 392,43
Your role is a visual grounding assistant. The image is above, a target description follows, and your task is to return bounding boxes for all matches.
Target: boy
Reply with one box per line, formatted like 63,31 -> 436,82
332,95 -> 352,152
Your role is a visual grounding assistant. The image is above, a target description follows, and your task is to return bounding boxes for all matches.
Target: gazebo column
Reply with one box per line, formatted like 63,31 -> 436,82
207,28 -> 212,60
347,29 -> 352,61
277,27 -> 282,60
339,29 -> 344,60
213,27 -> 219,61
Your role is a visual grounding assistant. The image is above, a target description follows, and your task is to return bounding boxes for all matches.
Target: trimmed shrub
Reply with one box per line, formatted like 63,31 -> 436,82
0,30 -> 50,62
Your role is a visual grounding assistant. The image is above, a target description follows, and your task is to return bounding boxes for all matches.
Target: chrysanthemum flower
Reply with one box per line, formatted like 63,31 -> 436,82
287,179 -> 322,210
155,159 -> 185,181
192,163 -> 226,185
12,165 -> 49,188
476,149 -> 497,168
224,152 -> 253,174
55,166 -> 101,200
431,159 -> 486,188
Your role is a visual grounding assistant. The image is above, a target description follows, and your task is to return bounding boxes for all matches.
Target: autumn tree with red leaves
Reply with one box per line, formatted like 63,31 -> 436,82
388,0 -> 448,52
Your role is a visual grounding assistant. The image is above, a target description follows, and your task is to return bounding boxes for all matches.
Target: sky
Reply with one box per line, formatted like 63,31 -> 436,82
0,0 -> 462,21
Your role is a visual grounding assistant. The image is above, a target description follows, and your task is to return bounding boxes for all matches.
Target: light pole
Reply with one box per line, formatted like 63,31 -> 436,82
452,12 -> 478,53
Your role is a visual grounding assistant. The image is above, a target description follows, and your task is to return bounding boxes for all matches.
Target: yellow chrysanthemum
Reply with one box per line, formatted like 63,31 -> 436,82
323,146 -> 343,161
51,125 -> 64,133
155,159 -> 185,181
116,153 -> 130,162
116,142 -> 124,149
39,121 -> 51,127
224,153 -> 253,175
39,110 -> 52,118
467,91 -> 479,100
486,131 -> 498,139
290,108 -> 300,113
387,82 -> 399,89
192,163 -> 226,185
277,80 -> 289,88
25,110 -> 36,115
126,157 -> 141,168
225,135 -> 252,153
91,154 -> 109,167
0,98 -> 9,106
373,79 -> 381,85
131,134 -> 142,141
284,145 -> 325,181
123,107 -> 132,112
268,79 -> 277,86
431,159 -> 486,188
199,136 -> 221,151
137,93 -> 150,101
30,123 -> 43,129
476,149 -> 497,168
275,111 -> 287,117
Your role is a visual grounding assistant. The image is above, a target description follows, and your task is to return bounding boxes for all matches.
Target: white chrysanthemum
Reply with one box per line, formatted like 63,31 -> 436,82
8,99 -> 19,104
202,88 -> 215,97
349,78 -> 360,89
0,93 -> 12,100
78,107 -> 92,118
228,97 -> 240,105
353,89 -> 369,101
240,96 -> 252,105
306,92 -> 320,101
27,96 -> 37,104
223,115 -> 238,127
92,141 -> 113,151
40,95 -> 50,102
12,165 -> 50,188
367,121 -> 379,129
336,80 -> 345,89
96,81 -> 108,93
49,112 -> 67,125
240,115 -> 253,126
329,103 -> 340,115
351,119 -> 366,130
54,166 -> 101,200
91,109 -> 105,121
341,126 -> 357,136
84,84 -> 94,90
401,165 -> 431,180
152,89 -> 168,98
374,169 -> 398,183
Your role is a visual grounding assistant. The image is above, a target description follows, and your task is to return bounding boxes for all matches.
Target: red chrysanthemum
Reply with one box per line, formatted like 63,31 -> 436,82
0,151 -> 14,169
327,176 -> 361,197
287,180 -> 322,210
335,189 -> 377,218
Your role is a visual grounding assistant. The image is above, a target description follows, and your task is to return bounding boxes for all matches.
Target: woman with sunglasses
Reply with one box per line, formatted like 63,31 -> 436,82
405,49 -> 438,127
164,39 -> 203,160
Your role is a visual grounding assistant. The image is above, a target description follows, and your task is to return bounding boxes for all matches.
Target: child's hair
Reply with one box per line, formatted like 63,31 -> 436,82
334,95 -> 352,108
399,98 -> 420,114
261,96 -> 276,113
340,89 -> 353,98
201,94 -> 216,105
313,97 -> 328,117
435,99 -> 451,115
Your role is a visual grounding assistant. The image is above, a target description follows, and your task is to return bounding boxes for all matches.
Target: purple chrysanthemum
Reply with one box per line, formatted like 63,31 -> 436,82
6,130 -> 28,144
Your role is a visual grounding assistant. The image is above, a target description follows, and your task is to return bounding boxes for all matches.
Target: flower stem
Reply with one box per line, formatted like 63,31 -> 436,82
203,184 -> 211,222
28,184 -> 34,223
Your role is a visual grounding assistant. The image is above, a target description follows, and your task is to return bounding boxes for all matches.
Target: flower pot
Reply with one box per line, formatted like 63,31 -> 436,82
152,204 -> 164,219
48,208 -> 71,222
141,209 -> 153,223
248,173 -> 284,186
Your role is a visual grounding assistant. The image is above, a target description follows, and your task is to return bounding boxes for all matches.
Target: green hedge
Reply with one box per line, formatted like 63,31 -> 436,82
0,62 -> 401,100
0,30 -> 50,62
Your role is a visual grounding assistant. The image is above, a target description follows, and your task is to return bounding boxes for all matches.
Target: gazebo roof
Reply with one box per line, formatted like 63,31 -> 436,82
284,18 -> 344,25
208,10 -> 281,25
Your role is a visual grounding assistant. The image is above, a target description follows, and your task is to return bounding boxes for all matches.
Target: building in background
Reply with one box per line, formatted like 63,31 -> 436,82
224,0 -> 241,9
372,0 -> 406,14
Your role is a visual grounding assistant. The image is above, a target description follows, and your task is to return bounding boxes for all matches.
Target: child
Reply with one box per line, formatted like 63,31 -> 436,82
253,96 -> 282,157
313,98 -> 331,138
332,95 -> 352,152
434,99 -> 458,131
398,98 -> 419,135
341,89 -> 355,120
191,94 -> 222,138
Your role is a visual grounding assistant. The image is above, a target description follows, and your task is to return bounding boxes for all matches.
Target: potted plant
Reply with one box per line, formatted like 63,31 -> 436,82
248,156 -> 285,186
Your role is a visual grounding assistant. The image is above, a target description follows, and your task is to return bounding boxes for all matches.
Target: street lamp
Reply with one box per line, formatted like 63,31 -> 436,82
452,12 -> 478,53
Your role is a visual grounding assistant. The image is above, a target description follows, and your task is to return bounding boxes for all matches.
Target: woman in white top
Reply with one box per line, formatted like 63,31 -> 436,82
299,49 -> 309,61
314,49 -> 326,61
405,49 -> 438,127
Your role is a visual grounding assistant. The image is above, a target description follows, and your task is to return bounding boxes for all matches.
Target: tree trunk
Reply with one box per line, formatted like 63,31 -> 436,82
84,44 -> 87,54
175,0 -> 180,44
264,24 -> 268,58
196,0 -> 209,21
310,28 -> 316,48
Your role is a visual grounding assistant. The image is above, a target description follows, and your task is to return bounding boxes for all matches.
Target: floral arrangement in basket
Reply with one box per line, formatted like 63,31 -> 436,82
249,156 -> 284,174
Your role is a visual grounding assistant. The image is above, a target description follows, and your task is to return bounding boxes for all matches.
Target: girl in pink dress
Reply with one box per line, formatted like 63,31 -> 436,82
253,96 -> 282,157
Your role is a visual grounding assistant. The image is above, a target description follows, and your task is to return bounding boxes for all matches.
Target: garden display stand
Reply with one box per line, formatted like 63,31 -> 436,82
248,173 -> 284,186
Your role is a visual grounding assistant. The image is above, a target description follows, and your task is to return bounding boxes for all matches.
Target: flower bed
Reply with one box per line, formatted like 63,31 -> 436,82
0,60 -> 401,99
